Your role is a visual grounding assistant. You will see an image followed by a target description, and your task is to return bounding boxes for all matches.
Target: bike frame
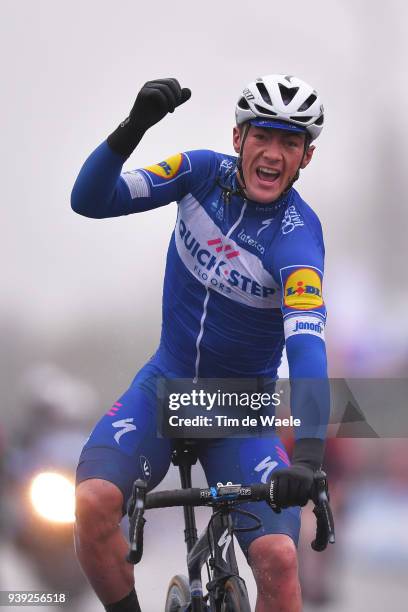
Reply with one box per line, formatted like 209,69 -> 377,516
172,441 -> 243,611
127,443 -> 334,610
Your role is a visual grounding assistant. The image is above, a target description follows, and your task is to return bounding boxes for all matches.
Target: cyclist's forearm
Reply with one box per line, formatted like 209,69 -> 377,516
286,333 -> 328,379
286,334 -> 330,468
71,79 -> 191,219
71,140 -> 139,218
106,116 -> 146,159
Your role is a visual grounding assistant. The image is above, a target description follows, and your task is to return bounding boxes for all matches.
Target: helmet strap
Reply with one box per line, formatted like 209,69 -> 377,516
236,122 -> 250,192
282,134 -> 310,194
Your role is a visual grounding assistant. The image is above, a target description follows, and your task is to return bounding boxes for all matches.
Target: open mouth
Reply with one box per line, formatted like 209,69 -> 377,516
256,166 -> 281,183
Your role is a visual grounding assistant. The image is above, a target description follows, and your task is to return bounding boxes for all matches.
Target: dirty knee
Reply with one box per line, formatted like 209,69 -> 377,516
75,479 -> 124,539
249,535 -> 298,580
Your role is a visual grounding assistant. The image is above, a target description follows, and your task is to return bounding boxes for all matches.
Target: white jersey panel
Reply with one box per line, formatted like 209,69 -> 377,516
175,194 -> 281,309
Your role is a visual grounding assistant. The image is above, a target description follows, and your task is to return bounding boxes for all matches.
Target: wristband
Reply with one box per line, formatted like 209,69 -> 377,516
292,438 -> 325,472
107,117 -> 146,158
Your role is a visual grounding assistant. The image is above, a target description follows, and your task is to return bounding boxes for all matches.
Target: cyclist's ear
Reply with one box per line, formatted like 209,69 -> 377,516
300,144 -> 315,169
232,126 -> 241,154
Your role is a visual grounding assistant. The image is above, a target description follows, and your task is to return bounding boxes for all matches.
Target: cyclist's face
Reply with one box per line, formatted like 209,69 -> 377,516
232,125 -> 315,203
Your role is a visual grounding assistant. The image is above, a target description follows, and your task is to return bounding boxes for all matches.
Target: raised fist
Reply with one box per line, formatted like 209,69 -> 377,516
130,78 -> 192,130
108,78 -> 191,157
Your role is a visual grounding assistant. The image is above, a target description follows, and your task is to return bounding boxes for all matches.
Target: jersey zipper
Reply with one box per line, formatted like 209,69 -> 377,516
193,200 -> 247,383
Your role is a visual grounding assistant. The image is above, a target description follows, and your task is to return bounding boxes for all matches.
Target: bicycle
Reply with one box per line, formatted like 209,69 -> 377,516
126,440 -> 335,611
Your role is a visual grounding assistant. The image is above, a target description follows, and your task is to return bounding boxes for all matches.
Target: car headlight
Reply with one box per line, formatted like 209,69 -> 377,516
29,472 -> 75,524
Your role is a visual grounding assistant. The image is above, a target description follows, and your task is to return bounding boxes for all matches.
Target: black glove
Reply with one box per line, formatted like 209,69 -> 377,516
107,78 -> 191,158
269,464 -> 314,509
269,438 -> 324,509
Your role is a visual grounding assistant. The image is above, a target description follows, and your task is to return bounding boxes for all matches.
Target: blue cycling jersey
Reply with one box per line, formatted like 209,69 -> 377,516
72,142 -> 329,438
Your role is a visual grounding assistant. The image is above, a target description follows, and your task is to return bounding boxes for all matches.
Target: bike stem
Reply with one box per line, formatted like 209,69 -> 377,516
172,443 -> 199,553
171,443 -> 205,611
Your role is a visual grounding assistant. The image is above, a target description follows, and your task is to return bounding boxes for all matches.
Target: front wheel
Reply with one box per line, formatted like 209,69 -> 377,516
165,574 -> 191,612
220,577 -> 251,612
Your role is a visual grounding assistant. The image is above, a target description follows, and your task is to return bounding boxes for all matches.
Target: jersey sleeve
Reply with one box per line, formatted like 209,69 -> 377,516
268,203 -> 329,441
272,208 -> 326,343
71,141 -> 217,219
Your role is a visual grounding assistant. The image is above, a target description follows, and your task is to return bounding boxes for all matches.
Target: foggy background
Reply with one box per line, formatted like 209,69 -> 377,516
1,0 -> 407,610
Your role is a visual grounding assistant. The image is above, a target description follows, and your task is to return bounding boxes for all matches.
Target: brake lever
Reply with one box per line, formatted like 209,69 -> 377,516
126,479 -> 147,564
310,470 -> 335,552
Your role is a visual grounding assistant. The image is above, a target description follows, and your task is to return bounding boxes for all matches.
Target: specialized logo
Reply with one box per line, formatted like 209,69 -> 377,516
112,418 -> 137,445
284,268 -> 323,309
254,456 -> 279,484
144,153 -> 183,179
140,456 -> 151,481
257,218 -> 274,237
217,528 -> 232,563
281,205 -> 304,234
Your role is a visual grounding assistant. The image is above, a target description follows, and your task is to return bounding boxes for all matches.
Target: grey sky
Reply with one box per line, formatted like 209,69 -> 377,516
2,0 -> 407,354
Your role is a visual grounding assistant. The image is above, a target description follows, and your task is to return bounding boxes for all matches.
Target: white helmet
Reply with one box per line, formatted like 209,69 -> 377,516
235,74 -> 324,141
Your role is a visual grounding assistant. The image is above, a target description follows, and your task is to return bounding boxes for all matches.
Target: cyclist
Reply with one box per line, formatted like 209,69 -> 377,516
72,75 -> 329,612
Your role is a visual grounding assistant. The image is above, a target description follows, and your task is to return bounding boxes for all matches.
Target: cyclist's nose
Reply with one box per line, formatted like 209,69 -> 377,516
262,140 -> 283,162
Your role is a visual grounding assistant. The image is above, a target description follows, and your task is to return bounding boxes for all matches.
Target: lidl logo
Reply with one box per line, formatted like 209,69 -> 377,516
284,268 -> 323,309
145,153 -> 183,179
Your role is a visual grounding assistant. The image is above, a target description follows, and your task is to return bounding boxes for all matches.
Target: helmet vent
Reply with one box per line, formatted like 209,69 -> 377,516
255,82 -> 272,105
238,97 -> 250,110
254,104 -> 277,116
290,115 -> 312,123
278,84 -> 299,105
315,114 -> 324,126
298,94 -> 317,112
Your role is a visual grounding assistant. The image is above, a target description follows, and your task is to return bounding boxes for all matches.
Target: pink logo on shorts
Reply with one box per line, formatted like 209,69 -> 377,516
276,445 -> 290,466
106,402 -> 122,416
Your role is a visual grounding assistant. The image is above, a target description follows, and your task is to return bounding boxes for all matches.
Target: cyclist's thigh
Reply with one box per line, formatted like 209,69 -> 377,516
197,435 -> 301,555
76,361 -> 172,513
